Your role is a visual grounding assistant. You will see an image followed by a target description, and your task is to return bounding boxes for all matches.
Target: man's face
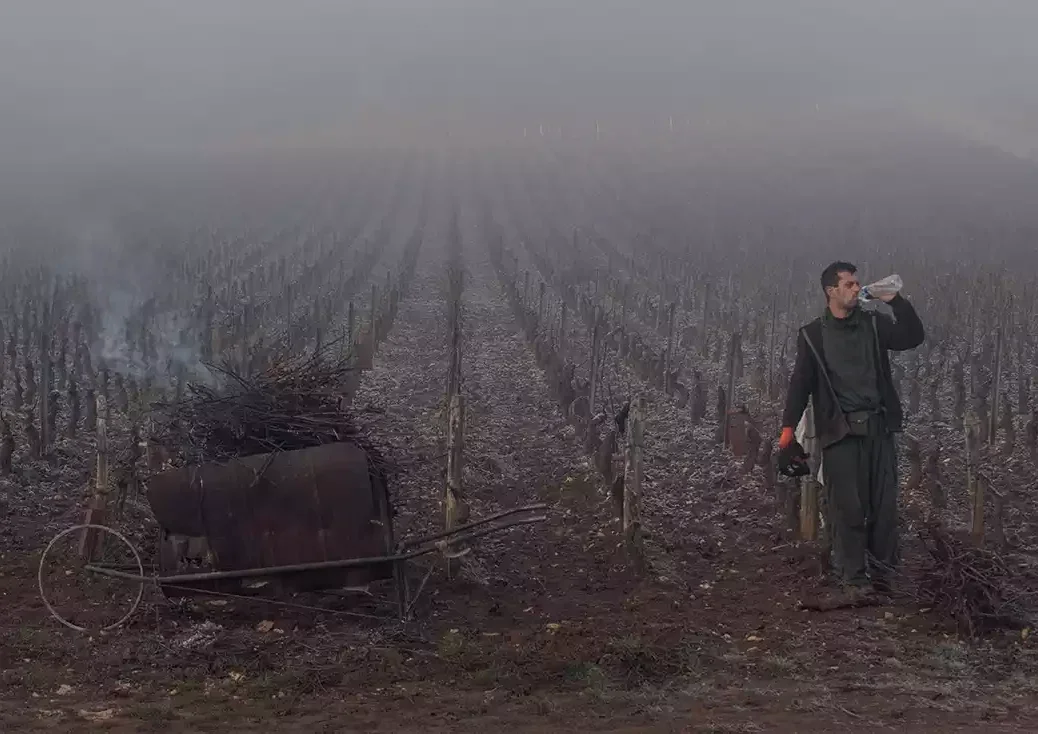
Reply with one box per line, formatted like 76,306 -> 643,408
827,270 -> 861,310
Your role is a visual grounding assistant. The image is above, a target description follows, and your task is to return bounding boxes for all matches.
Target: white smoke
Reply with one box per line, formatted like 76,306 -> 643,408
48,210 -> 215,389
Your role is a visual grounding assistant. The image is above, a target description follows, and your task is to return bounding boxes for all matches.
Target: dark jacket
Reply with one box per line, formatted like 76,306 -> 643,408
782,294 -> 925,448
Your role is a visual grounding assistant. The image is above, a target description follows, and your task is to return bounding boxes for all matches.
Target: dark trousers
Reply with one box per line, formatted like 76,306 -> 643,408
822,432 -> 899,587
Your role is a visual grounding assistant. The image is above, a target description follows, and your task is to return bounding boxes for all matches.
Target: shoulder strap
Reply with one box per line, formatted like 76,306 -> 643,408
800,324 -> 841,409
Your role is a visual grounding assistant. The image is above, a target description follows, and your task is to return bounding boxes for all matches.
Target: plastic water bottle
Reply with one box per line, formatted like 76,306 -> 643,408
860,274 -> 902,302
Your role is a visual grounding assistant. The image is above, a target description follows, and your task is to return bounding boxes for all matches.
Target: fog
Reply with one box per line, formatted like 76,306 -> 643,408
3,0 -> 1038,189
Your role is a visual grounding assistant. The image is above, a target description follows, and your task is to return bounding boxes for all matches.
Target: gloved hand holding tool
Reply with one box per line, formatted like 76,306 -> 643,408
777,426 -> 810,478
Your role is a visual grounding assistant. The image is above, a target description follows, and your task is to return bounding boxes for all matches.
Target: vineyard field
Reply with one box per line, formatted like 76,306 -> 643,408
3,129 -> 1038,732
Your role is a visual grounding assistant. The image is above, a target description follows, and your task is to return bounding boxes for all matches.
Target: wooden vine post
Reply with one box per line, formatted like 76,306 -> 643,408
799,397 -> 820,541
664,302 -> 676,392
623,396 -> 646,571
699,282 -> 712,357
767,294 -> 778,401
443,270 -> 468,574
78,394 -> 109,560
559,301 -> 568,360
589,308 -> 602,415
444,393 -> 468,575
369,283 -> 379,351
620,281 -> 629,334
446,267 -> 463,401
972,473 -> 988,545
964,410 -> 984,543
347,300 -> 355,357
39,319 -> 52,458
988,327 -> 1003,445
722,330 -> 741,447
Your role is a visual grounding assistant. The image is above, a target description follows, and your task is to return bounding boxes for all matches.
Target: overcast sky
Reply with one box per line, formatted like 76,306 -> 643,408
3,0 -> 1038,179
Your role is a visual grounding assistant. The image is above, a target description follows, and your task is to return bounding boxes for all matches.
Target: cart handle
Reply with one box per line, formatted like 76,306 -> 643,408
397,502 -> 547,549
84,515 -> 546,586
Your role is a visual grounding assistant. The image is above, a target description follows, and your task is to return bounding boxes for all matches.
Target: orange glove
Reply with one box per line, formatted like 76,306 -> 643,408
778,426 -> 795,450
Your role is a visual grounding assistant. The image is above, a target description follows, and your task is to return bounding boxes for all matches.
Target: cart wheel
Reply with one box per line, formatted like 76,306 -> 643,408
37,524 -> 146,633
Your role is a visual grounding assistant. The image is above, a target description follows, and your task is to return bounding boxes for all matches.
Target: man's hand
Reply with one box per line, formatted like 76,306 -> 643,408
777,426 -> 810,478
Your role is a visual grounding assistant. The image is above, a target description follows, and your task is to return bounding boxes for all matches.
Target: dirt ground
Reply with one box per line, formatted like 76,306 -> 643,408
4,212 -> 1038,732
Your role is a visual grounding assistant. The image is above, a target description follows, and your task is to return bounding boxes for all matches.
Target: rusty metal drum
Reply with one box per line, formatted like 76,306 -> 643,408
146,442 -> 394,596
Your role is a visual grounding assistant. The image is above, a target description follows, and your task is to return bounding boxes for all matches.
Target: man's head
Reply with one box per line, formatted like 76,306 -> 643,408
821,261 -> 861,313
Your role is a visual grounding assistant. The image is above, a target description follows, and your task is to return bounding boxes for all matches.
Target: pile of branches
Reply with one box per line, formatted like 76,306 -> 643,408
148,342 -> 383,469
914,519 -> 1036,637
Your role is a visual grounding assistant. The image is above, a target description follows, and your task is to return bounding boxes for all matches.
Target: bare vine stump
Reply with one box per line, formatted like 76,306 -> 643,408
1018,364 -> 1030,415
908,376 -> 922,415
63,379 -> 77,436
114,374 -> 129,413
971,474 -> 988,546
928,377 -> 942,421
356,335 -> 375,370
712,338 -> 724,363
609,475 -> 625,521
570,394 -> 590,427
674,381 -> 689,409
759,439 -> 775,493
904,435 -> 923,493
583,421 -> 600,456
595,429 -> 617,485
25,359 -> 37,407
691,376 -> 707,425
925,472 -> 946,512
924,444 -> 944,509
952,361 -> 966,424
999,396 -> 1015,456
25,415 -> 41,459
727,408 -> 748,456
1026,412 -> 1038,463
127,377 -> 140,412
742,421 -> 761,474
47,390 -> 59,442
147,441 -> 168,472
85,388 -> 97,432
990,487 -> 1008,549
0,415 -> 13,475
975,398 -> 990,445
713,386 -> 727,444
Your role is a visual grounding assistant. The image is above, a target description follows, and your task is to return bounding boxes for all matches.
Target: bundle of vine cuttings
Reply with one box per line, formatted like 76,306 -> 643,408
149,342 -> 384,470
914,519 -> 1036,637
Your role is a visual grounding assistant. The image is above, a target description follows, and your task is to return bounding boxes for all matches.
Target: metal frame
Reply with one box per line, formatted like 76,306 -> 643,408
39,504 -> 547,631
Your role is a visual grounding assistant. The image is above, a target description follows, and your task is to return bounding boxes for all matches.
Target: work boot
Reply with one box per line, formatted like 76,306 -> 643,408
871,576 -> 893,599
802,583 -> 877,611
839,584 -> 876,606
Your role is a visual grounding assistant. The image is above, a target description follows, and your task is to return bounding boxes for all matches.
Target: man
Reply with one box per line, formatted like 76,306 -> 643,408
778,261 -> 924,599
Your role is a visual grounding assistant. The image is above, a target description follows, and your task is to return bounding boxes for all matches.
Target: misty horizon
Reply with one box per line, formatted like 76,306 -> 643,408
3,0 -> 1038,183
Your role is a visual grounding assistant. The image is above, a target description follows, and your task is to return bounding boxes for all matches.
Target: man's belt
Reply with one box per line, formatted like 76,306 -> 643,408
846,409 -> 884,437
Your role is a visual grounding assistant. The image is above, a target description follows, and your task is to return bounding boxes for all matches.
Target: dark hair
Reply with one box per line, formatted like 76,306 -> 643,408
821,261 -> 857,295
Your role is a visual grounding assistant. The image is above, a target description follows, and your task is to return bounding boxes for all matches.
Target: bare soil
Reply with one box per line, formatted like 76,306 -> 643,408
3,213 -> 1038,732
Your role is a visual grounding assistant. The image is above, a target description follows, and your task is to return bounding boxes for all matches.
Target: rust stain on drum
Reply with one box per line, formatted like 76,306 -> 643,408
147,442 -> 394,593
